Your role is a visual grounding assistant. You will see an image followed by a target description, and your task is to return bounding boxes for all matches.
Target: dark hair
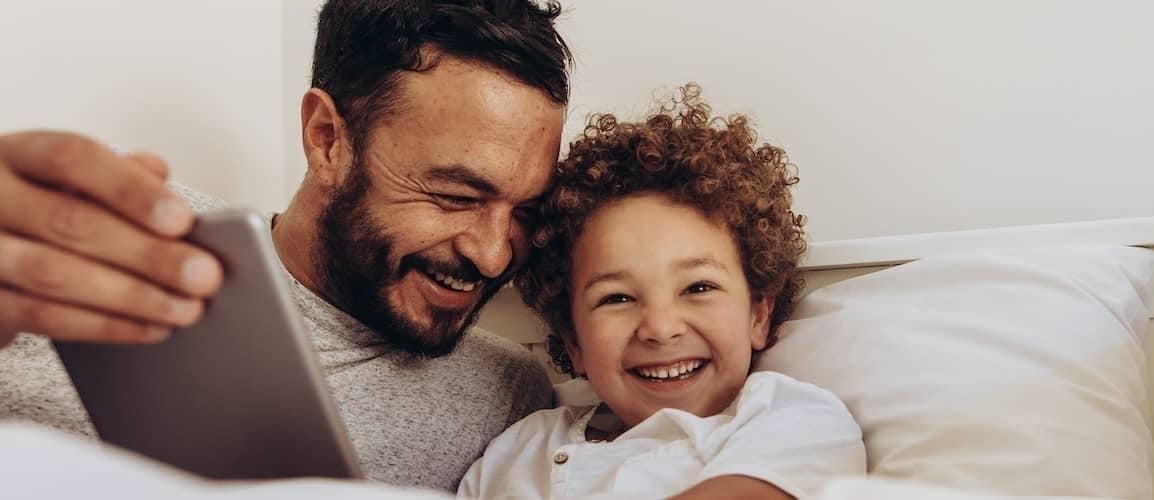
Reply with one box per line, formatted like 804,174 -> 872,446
516,84 -> 807,377
311,0 -> 572,152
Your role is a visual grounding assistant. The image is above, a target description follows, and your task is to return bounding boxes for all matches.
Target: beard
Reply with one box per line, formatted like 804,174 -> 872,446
314,161 -> 505,357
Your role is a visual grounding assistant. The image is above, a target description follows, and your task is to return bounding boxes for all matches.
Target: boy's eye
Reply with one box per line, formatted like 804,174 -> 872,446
596,294 -> 633,307
684,282 -> 717,295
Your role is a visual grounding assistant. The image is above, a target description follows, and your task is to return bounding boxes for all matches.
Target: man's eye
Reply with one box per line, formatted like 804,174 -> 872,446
434,194 -> 479,208
684,282 -> 717,295
596,294 -> 632,307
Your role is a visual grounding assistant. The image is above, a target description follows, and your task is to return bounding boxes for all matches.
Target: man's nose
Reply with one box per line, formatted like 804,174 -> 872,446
635,302 -> 686,345
454,207 -> 514,279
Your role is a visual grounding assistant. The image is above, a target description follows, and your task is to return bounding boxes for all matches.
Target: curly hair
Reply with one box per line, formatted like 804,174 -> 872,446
515,84 -> 807,377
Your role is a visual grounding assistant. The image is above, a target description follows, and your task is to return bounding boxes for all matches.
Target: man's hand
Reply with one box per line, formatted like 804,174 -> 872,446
0,131 -> 223,347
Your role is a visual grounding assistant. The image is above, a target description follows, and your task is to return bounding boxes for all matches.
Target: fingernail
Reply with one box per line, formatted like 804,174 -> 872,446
181,254 -> 220,292
167,298 -> 200,325
143,326 -> 171,342
151,198 -> 190,235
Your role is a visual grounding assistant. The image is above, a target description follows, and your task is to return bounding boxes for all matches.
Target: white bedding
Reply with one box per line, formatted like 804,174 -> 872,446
757,245 -> 1154,499
814,477 -> 1115,500
0,420 -> 1123,500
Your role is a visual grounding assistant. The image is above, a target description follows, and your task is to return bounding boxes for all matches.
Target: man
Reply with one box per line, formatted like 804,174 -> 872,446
0,0 -> 570,491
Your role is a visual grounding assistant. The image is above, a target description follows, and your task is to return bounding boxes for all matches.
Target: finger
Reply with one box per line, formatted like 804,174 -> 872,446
0,171 -> 223,297
0,131 -> 194,237
0,231 -> 205,328
0,285 -> 171,344
123,151 -> 171,180
0,329 -> 15,348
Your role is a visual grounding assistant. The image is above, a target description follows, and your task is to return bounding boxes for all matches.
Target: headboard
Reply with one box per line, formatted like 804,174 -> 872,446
475,215 -> 1154,386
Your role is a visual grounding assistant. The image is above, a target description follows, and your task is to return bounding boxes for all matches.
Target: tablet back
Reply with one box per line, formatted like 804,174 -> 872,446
54,209 -> 363,480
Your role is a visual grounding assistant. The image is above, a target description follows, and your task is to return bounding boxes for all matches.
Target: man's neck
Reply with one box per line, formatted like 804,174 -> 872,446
270,203 -> 327,303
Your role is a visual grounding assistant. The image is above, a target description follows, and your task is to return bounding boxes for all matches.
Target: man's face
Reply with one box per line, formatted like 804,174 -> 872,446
318,59 -> 564,356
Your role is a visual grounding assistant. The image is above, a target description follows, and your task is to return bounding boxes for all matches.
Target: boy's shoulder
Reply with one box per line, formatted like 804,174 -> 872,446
505,404 -> 596,436
736,370 -> 854,417
489,404 -> 595,445
744,370 -> 838,396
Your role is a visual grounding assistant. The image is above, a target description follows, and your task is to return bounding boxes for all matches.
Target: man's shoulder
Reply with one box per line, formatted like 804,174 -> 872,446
457,327 -> 546,375
168,181 -> 229,213
0,335 -> 95,436
452,328 -> 555,417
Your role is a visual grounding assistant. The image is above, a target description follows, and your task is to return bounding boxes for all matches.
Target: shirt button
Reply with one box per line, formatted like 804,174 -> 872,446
553,452 -> 569,464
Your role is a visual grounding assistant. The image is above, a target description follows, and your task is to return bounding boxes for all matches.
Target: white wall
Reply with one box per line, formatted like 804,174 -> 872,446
558,0 -> 1154,241
5,1 -> 1151,240
0,0 -> 287,213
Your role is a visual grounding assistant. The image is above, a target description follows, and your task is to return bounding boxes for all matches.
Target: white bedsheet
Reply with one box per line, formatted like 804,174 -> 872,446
0,421 -> 1119,500
814,477 -> 1117,500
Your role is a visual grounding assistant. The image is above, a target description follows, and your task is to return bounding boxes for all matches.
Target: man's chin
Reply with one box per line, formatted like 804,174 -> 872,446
371,302 -> 479,357
363,279 -> 501,357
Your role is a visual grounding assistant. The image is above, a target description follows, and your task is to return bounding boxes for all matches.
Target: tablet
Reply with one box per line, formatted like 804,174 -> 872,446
54,209 -> 363,480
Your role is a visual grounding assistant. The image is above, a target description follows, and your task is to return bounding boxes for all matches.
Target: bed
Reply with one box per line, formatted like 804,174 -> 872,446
476,215 -> 1154,499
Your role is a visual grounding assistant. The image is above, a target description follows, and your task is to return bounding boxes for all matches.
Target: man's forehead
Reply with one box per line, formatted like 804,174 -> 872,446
392,64 -> 563,145
401,56 -> 562,113
361,55 -> 563,202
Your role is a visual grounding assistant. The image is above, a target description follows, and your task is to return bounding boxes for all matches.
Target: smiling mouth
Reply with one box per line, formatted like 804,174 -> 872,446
630,359 -> 708,381
422,267 -> 482,292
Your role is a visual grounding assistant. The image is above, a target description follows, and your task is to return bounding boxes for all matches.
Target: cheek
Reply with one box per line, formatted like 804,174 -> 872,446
574,314 -> 630,364
696,304 -> 758,352
371,208 -> 463,252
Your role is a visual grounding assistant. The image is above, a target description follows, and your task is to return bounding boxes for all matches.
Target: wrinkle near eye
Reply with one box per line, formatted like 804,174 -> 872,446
366,148 -> 430,194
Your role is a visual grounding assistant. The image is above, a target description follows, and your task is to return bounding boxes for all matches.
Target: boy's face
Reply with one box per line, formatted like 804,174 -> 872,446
566,193 -> 772,428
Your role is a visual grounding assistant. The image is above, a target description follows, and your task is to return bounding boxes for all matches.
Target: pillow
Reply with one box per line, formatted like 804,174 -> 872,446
754,245 -> 1154,499
814,476 -> 1111,500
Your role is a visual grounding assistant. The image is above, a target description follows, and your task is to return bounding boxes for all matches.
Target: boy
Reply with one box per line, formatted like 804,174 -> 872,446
458,85 -> 866,499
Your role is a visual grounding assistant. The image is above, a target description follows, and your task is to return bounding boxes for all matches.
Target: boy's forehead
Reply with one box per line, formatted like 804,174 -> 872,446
576,195 -> 741,267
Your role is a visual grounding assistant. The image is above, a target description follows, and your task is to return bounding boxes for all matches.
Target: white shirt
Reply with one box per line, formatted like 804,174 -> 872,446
457,371 -> 866,499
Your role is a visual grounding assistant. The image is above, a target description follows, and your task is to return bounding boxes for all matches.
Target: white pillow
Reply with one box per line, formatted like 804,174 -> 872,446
754,245 -> 1154,499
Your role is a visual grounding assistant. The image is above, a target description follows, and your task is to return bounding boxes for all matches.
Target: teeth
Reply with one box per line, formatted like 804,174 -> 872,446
636,360 -> 703,380
427,268 -> 478,292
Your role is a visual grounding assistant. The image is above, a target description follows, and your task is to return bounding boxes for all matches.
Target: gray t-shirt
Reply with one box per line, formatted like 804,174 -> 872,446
0,183 -> 553,491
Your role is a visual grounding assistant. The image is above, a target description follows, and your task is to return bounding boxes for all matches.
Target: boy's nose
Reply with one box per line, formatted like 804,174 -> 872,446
635,304 -> 686,344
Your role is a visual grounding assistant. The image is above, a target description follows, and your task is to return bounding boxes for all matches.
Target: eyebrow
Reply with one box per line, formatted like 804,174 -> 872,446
582,271 -> 627,293
580,257 -> 729,293
675,256 -> 729,273
425,165 -> 500,197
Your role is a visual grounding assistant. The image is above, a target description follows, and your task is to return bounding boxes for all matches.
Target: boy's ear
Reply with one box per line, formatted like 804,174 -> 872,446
300,88 -> 354,188
749,296 -> 774,351
562,334 -> 586,377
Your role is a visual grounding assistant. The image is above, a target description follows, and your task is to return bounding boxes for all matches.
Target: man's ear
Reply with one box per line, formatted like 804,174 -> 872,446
300,88 -> 353,188
749,296 -> 774,351
562,334 -> 586,377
